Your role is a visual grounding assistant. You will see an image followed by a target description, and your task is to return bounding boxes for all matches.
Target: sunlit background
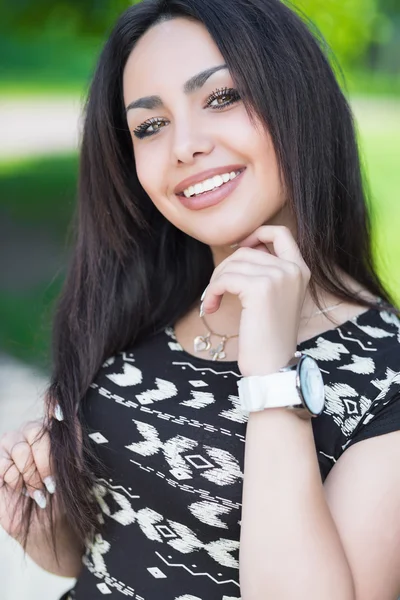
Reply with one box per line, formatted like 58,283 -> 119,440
0,0 -> 399,598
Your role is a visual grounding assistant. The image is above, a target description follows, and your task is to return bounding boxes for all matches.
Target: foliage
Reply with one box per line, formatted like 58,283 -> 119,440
0,154 -> 78,367
0,0 -> 135,37
289,0 -> 389,66
0,154 -> 78,235
0,284 -> 62,368
0,1 -> 396,49
0,0 -> 400,89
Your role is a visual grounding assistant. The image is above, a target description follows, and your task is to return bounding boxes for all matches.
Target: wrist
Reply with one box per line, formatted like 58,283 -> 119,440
238,352 -> 325,418
241,350 -> 296,377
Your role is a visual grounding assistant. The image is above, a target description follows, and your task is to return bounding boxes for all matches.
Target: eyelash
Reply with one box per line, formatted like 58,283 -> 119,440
132,87 -> 241,139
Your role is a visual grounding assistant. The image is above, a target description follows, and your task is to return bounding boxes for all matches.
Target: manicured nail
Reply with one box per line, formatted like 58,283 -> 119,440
33,490 -> 47,509
43,476 -> 56,494
54,404 -> 64,421
199,302 -> 205,318
201,286 -> 208,302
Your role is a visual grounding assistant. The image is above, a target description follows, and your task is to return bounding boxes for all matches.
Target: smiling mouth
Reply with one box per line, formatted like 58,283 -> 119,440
175,167 -> 246,211
177,168 -> 246,198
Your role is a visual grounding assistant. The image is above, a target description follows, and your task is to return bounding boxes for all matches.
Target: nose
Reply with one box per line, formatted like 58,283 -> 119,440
171,119 -> 214,165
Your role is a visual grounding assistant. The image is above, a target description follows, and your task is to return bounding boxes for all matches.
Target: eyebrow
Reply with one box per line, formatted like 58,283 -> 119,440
125,64 -> 228,113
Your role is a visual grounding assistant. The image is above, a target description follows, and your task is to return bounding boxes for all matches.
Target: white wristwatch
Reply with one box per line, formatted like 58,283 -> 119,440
237,352 -> 325,419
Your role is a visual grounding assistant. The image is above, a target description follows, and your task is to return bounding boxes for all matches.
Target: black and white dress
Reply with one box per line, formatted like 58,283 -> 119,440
62,300 -> 400,599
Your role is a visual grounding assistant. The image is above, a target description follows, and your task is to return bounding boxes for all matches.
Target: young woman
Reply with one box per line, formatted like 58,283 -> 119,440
1,0 -> 400,598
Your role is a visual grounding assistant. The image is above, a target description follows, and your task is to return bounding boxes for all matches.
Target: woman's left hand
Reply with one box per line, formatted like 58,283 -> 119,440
201,225 -> 311,376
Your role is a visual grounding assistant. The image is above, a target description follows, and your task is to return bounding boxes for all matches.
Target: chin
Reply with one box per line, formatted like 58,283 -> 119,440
189,228 -> 243,247
190,221 -> 262,248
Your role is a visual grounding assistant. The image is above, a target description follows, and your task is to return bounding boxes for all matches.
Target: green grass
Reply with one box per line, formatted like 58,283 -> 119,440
0,101 -> 399,366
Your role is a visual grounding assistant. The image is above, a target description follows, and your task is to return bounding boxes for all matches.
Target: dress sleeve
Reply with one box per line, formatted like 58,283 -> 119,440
345,386 -> 400,450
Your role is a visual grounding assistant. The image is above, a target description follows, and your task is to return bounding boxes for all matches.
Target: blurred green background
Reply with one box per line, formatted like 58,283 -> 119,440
0,0 -> 399,369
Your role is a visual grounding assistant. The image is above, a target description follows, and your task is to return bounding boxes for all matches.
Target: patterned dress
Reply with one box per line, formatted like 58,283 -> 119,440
62,301 -> 400,599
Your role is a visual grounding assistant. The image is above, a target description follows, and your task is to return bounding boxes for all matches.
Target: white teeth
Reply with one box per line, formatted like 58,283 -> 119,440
182,170 -> 242,197
212,175 -> 224,188
203,178 -> 215,191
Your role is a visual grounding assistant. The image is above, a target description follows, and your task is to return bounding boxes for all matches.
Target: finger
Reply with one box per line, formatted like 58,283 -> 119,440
23,423 -> 55,493
204,251 -> 301,309
205,269 -> 284,314
238,226 -> 309,273
204,265 -> 269,313
0,447 -> 12,479
0,447 -> 21,491
26,428 -> 55,495
1,432 -> 24,484
207,247 -> 282,294
215,246 -> 282,274
1,458 -> 24,492
10,440 -> 44,500
45,397 -> 64,424
2,426 -> 53,509
208,262 -> 277,300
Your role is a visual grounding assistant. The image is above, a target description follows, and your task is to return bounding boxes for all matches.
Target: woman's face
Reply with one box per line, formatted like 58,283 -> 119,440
123,17 -> 287,247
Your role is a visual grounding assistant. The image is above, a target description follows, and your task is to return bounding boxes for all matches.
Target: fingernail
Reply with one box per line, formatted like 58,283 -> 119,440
230,243 -> 239,249
33,490 -> 47,509
199,302 -> 205,318
43,476 -> 56,494
200,286 -> 208,302
54,404 -> 64,421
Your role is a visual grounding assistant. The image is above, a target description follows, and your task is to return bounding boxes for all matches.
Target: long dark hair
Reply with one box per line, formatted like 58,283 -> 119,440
20,0 -> 398,557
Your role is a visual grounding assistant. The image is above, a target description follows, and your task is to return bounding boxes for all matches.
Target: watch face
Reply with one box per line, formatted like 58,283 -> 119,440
298,356 -> 325,416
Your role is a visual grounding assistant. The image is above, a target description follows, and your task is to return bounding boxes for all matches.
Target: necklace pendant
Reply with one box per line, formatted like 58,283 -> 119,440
209,338 -> 227,361
194,334 -> 211,353
211,350 -> 226,361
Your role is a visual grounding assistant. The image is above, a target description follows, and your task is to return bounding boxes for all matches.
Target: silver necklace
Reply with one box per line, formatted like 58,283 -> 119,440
193,301 -> 343,361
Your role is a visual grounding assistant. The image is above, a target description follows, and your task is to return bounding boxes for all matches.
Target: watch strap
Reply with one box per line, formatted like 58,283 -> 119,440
237,370 -> 302,414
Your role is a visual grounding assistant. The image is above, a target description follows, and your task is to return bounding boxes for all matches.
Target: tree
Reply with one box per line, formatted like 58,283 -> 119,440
0,0 -> 135,37
288,0 -> 384,67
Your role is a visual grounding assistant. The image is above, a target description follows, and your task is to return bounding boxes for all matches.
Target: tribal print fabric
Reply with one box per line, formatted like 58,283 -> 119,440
62,302 -> 400,599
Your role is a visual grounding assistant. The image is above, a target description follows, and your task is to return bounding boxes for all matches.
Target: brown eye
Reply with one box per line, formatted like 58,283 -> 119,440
133,117 -> 168,139
215,95 -> 229,105
205,87 -> 241,110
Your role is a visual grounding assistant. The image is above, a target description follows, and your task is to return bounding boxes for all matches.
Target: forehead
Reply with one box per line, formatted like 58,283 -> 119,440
123,18 -> 225,99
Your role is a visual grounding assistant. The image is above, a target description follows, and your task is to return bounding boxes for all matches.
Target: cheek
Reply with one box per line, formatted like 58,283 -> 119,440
253,131 -> 282,191
228,113 -> 281,185
134,148 -> 163,203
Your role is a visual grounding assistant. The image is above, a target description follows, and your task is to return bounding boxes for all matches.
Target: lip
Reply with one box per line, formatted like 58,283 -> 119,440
176,168 -> 246,211
174,164 -> 246,196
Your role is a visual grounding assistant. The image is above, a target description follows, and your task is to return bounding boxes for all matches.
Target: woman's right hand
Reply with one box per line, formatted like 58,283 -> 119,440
0,420 -> 56,540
